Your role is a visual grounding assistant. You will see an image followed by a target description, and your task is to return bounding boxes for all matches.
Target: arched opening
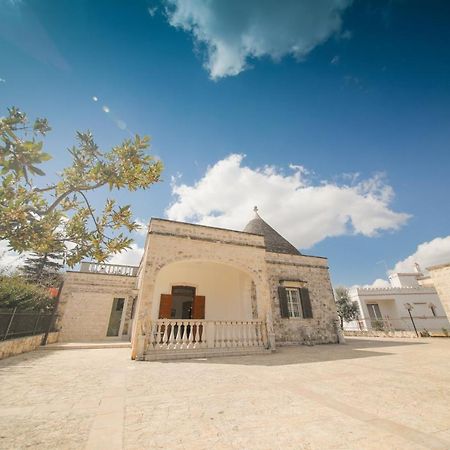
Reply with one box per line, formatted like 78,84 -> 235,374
142,259 -> 269,354
152,260 -> 257,321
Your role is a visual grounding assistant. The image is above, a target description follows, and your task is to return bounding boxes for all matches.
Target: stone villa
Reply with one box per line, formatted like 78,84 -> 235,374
57,209 -> 342,360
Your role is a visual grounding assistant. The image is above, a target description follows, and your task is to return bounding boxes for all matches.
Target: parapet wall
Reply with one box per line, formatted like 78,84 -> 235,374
149,219 -> 265,249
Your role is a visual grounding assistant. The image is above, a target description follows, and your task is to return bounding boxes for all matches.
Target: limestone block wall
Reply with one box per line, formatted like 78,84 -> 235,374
57,272 -> 137,342
0,332 -> 59,360
428,263 -> 450,322
132,219 -> 270,357
266,252 -> 339,345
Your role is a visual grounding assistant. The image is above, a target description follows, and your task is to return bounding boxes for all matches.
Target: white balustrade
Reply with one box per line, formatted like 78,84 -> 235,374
148,319 -> 267,351
80,261 -> 138,276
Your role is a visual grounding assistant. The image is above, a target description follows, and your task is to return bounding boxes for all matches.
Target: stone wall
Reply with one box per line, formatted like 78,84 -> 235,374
344,330 -> 418,338
267,252 -> 339,345
132,219 -> 271,358
428,263 -> 450,322
57,272 -> 137,342
0,332 -> 59,360
131,218 -> 341,357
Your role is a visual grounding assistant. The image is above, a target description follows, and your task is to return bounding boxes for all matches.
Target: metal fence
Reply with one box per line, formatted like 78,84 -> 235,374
0,308 -> 55,341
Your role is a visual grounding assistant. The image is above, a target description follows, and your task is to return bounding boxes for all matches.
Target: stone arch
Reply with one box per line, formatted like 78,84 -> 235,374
131,231 -> 274,358
150,258 -> 266,321
151,254 -> 264,284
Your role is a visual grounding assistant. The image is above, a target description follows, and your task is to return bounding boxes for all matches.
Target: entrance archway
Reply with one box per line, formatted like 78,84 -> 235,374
152,260 -> 257,322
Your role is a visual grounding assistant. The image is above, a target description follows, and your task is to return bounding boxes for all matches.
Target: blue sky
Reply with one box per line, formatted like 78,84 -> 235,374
1,0 -> 450,286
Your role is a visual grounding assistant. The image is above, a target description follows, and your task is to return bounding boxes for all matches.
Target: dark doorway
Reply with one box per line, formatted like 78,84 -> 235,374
107,297 -> 125,336
171,286 -> 196,319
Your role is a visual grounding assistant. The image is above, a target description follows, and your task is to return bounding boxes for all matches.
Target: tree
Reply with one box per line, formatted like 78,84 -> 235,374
0,275 -> 53,311
335,286 -> 359,328
21,251 -> 63,287
0,107 -> 163,266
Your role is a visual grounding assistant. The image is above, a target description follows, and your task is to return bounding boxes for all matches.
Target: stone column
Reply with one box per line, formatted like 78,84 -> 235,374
131,264 -> 157,359
256,278 -> 276,350
334,318 -> 346,344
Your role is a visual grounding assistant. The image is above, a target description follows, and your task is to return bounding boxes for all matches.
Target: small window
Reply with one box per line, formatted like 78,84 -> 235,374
286,288 -> 302,318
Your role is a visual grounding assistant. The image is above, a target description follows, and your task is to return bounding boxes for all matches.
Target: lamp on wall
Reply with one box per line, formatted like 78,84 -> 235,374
404,303 -> 418,337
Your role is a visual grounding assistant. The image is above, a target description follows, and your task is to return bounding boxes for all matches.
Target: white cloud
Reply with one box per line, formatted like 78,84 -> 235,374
165,0 -> 353,79
134,218 -> 149,236
0,240 -> 28,272
393,236 -> 450,273
166,154 -> 410,249
356,235 -> 450,288
363,278 -> 390,288
107,243 -> 144,267
148,6 -> 158,17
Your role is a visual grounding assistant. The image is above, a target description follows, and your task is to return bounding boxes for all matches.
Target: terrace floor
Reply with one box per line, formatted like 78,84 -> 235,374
1,337 -> 450,449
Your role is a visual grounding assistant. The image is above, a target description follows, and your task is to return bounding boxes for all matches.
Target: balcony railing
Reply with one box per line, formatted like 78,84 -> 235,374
79,262 -> 138,277
147,319 -> 268,351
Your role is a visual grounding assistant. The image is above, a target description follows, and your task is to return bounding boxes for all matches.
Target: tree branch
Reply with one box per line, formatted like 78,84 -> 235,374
76,190 -> 113,241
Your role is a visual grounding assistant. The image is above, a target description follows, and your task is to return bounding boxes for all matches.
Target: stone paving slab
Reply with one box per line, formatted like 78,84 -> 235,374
0,337 -> 450,449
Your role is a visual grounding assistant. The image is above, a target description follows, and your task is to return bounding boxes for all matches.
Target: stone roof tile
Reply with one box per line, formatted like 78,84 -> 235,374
243,208 -> 301,255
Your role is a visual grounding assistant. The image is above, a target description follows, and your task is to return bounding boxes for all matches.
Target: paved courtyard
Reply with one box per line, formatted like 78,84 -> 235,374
1,337 -> 450,450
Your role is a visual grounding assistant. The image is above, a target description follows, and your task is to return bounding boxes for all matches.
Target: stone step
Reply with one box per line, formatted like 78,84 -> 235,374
142,346 -> 271,361
43,341 -> 131,350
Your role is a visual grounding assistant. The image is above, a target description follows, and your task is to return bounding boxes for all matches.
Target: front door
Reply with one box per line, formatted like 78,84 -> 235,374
158,287 -> 205,320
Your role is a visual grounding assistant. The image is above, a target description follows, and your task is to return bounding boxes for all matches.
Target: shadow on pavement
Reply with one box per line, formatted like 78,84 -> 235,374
158,337 -> 427,367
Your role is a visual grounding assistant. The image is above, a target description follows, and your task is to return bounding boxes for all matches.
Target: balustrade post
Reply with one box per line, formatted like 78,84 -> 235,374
179,322 -> 186,349
206,321 -> 215,348
241,321 -> 248,347
174,321 -> 181,349
149,322 -> 156,349
166,321 -> 174,349
249,322 -> 256,346
231,321 -> 236,347
236,322 -> 242,347
226,321 -> 232,348
192,321 -> 199,349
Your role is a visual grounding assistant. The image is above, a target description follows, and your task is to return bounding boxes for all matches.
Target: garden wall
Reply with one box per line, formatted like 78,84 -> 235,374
0,331 -> 59,360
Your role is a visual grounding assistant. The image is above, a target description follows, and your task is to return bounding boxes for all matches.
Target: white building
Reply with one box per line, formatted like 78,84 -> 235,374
345,269 -> 450,334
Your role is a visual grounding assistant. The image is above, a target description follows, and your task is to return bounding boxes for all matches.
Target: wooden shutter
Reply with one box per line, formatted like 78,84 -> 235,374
192,295 -> 205,319
299,288 -> 313,318
158,294 -> 172,319
278,286 -> 289,318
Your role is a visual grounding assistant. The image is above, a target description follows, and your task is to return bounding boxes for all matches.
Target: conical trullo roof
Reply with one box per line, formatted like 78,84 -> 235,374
243,207 -> 301,255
